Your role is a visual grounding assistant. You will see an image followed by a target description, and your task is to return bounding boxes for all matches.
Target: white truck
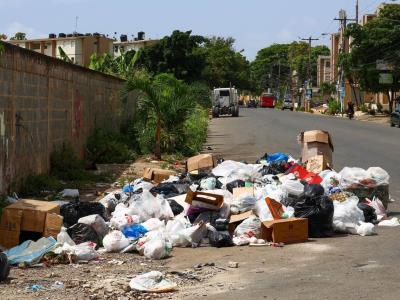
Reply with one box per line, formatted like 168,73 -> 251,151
211,87 -> 240,118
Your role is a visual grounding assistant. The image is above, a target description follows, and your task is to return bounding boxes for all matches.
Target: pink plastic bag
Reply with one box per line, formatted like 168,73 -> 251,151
365,197 -> 387,218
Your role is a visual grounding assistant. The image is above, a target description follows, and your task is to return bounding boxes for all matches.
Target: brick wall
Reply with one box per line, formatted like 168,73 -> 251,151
0,42 -> 137,193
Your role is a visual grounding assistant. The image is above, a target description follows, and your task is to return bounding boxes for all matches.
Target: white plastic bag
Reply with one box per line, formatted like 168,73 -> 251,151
254,199 -> 273,222
143,231 -> 171,260
356,222 -> 376,236
367,167 -> 389,186
378,218 -> 400,227
332,197 -> 365,234
54,242 -> 98,261
129,271 -> 177,292
129,191 -> 174,222
57,227 -> 75,246
365,197 -> 387,219
339,167 -> 369,189
78,214 -> 109,239
234,215 -> 261,237
200,177 -> 217,190
280,179 -> 304,197
59,189 -> 79,198
320,171 -> 341,194
142,218 -> 165,232
110,214 -> 140,230
230,193 -> 256,214
103,230 -> 130,252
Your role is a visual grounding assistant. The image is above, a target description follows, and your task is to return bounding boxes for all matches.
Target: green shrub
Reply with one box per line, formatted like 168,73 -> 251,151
19,174 -> 62,197
327,100 -> 341,115
181,105 -> 209,156
86,128 -> 136,164
360,103 -> 368,113
275,100 -> 283,109
50,143 -> 85,181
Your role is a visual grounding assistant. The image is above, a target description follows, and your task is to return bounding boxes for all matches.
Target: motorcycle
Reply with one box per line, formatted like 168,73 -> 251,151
347,110 -> 354,120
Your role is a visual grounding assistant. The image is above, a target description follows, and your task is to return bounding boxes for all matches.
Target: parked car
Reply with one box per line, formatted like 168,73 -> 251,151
247,99 -> 258,108
390,104 -> 400,127
281,99 -> 294,111
260,93 -> 276,108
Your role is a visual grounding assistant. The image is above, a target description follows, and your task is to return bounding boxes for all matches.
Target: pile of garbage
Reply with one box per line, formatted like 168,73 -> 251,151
0,130 -> 398,289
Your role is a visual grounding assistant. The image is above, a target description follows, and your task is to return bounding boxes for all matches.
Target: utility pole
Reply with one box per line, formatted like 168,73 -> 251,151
334,10 -> 357,114
356,0 -> 359,24
300,36 -> 319,110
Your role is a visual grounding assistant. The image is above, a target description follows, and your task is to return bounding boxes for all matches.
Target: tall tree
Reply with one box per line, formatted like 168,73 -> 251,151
345,4 -> 400,112
136,30 -> 206,83
200,37 -> 252,90
10,32 -> 26,40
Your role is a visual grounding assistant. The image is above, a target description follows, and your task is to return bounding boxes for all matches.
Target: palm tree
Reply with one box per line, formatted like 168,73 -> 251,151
125,73 -> 194,159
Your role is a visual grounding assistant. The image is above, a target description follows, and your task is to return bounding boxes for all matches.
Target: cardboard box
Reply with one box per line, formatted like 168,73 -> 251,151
261,218 -> 308,244
187,154 -> 215,172
185,190 -> 224,210
0,230 -> 20,249
143,167 -> 177,184
232,187 -> 254,199
43,213 -> 63,237
299,130 -> 334,166
228,210 -> 253,235
3,200 -> 60,233
0,209 -> 22,232
306,155 -> 329,173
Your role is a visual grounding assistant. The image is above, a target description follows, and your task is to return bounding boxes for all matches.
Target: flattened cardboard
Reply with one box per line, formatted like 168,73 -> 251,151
261,218 -> 308,244
187,154 -> 215,172
228,211 -> 254,235
306,155 -> 329,173
232,187 -> 254,199
43,213 -> 63,237
265,197 -> 284,220
143,168 -> 177,184
4,199 -> 60,233
185,189 -> 224,210
0,230 -> 20,249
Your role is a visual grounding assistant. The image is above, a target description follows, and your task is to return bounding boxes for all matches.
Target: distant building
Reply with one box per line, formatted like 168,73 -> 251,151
113,32 -> 159,57
8,33 -> 114,66
317,55 -> 331,87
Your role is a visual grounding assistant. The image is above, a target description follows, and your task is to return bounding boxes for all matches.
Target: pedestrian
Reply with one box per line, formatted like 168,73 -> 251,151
347,101 -> 355,120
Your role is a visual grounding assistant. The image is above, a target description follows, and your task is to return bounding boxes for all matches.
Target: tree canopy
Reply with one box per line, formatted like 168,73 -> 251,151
345,4 -> 400,111
10,32 -> 26,40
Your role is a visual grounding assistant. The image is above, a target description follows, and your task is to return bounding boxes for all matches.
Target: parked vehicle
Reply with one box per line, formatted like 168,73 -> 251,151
260,93 -> 276,108
247,99 -> 258,108
212,88 -> 239,118
281,99 -> 294,111
390,104 -> 400,127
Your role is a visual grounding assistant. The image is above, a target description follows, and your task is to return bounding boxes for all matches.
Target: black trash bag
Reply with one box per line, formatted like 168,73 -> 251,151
260,162 -> 290,176
216,157 -> 225,165
294,184 -> 334,238
150,183 -> 190,198
194,211 -> 221,227
281,194 -> 301,208
61,200 -> 107,227
208,230 -> 233,248
357,203 -> 378,224
304,184 -> 325,198
67,223 -> 99,245
168,199 -> 184,216
226,180 -> 245,193
0,253 -> 10,282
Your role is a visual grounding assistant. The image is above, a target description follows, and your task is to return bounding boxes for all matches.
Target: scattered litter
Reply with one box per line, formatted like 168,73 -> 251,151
129,271 -> 177,293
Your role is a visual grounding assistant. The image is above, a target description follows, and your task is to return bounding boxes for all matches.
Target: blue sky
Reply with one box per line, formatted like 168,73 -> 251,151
0,0 -> 392,60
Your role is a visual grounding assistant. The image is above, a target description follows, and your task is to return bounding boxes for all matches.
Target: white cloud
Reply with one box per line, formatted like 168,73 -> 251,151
6,21 -> 45,39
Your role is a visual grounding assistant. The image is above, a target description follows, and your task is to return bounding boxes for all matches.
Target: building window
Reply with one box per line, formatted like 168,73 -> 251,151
31,43 -> 40,50
326,62 -> 330,68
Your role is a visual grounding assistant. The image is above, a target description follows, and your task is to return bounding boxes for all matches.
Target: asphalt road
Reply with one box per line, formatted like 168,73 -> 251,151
171,108 -> 400,300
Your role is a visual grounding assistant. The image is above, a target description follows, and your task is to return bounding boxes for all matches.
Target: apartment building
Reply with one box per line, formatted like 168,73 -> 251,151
113,32 -> 159,57
8,33 -> 114,67
317,55 -> 331,87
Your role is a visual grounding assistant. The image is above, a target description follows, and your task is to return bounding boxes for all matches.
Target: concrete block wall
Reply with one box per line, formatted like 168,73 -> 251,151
0,42 -> 136,193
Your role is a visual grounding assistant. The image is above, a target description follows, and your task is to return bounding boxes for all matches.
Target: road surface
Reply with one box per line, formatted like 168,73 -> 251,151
169,108 -> 400,300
